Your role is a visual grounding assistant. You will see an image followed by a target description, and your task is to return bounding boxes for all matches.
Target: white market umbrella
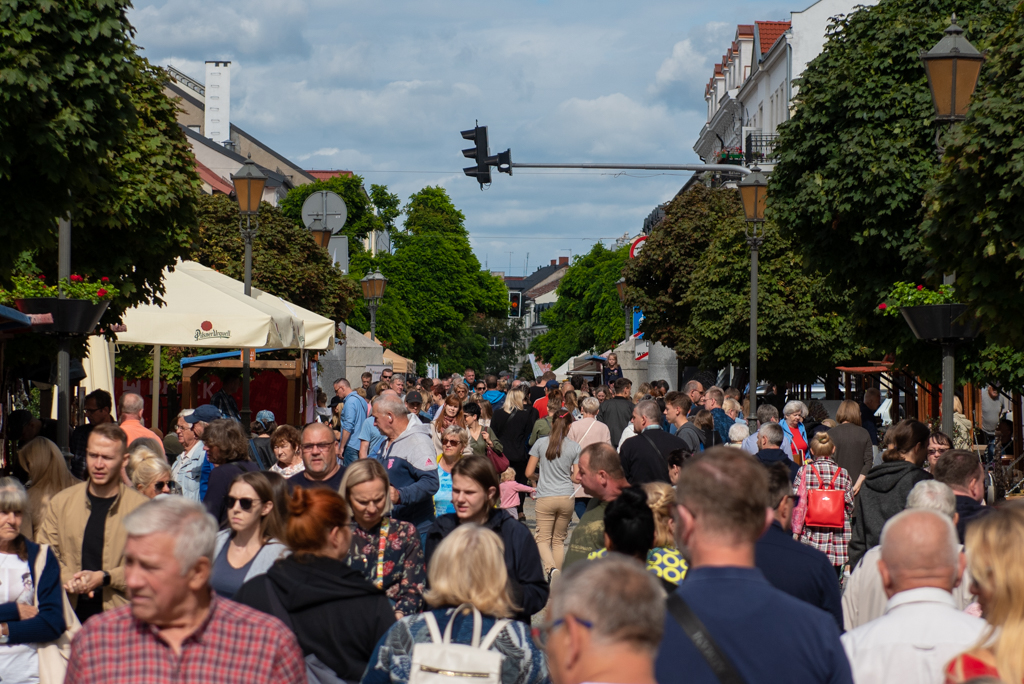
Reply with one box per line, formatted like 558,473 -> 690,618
116,261 -> 301,349
251,288 -> 336,351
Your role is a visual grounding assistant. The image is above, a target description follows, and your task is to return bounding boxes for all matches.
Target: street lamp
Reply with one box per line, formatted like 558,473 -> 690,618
308,217 -> 334,248
360,270 -> 388,341
920,15 -> 985,123
615,277 -> 630,342
918,14 -> 984,436
230,155 -> 267,433
737,165 -> 768,422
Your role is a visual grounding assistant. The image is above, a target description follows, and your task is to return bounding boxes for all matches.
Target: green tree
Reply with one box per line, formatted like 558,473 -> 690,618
767,0 -> 1014,353
626,184 -> 862,383
919,2 -> 1024,346
472,315 -> 529,376
278,173 -> 379,258
191,193 -> 359,323
530,243 -> 628,369
380,186 -> 508,373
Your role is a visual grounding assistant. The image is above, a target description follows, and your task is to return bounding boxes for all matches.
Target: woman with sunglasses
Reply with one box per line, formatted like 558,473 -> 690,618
130,457 -> 175,498
363,524 -> 548,684
210,471 -> 287,599
431,395 -> 467,454
434,426 -> 468,517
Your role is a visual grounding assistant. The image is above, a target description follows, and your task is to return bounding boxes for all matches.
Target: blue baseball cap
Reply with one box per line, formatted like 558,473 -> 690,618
185,404 -> 221,424
545,379 -> 560,389
255,410 -> 275,425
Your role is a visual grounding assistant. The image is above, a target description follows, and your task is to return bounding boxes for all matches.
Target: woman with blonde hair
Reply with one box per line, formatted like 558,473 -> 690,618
130,456 -> 175,498
945,507 -> 1024,682
17,437 -> 79,539
490,387 -> 538,522
643,482 -> 688,588
363,524 -> 548,684
792,432 -> 854,577
342,459 -> 425,618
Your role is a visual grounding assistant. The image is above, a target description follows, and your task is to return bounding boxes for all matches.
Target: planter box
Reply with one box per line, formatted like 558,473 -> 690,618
15,298 -> 109,335
900,304 -> 979,341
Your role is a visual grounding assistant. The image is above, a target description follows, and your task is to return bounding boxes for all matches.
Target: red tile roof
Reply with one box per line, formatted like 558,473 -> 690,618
756,21 -> 791,55
195,159 -> 233,195
307,170 -> 353,181
737,24 -> 755,37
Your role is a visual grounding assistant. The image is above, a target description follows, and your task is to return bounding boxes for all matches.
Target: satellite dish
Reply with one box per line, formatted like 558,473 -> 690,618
301,191 -> 347,235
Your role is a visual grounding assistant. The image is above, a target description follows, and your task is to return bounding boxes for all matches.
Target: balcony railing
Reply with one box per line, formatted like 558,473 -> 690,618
745,133 -> 780,165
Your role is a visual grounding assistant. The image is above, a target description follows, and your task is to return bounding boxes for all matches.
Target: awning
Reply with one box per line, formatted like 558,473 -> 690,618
116,261 -> 302,349
0,304 -> 31,332
361,331 -> 415,373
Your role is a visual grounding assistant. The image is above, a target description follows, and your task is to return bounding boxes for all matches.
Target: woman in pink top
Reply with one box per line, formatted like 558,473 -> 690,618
565,396 -> 611,520
499,468 -> 535,511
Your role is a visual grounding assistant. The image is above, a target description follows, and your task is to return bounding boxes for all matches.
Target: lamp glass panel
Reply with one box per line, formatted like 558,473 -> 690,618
926,58 -> 955,118
360,278 -> 372,300
314,230 -> 332,248
616,280 -> 627,302
234,178 -> 251,214
954,59 -> 982,117
371,277 -> 387,299
245,177 -> 267,213
738,184 -> 758,221
754,185 -> 767,221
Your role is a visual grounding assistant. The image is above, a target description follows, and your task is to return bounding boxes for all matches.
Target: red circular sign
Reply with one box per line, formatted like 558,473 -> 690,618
630,236 -> 647,259
201,321 -> 213,331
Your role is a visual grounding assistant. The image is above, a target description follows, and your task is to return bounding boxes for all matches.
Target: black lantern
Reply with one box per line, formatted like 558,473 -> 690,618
920,15 -> 985,122
737,165 -> 768,223
615,277 -> 627,303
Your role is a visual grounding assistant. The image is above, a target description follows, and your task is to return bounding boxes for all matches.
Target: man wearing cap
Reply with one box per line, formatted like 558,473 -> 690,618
405,391 -> 431,424
334,378 -> 368,467
184,404 -> 220,501
533,379 -> 561,419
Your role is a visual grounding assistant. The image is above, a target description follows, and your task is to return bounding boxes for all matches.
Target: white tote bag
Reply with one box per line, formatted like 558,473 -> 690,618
32,544 -> 82,684
409,605 -> 510,684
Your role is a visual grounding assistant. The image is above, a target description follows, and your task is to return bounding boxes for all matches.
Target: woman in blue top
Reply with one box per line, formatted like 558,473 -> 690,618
0,478 -> 66,684
362,523 -> 548,684
434,426 -> 467,517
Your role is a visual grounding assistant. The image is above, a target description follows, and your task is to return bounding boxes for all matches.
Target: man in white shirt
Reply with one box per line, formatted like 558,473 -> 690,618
842,480 -> 974,630
841,507 -> 987,684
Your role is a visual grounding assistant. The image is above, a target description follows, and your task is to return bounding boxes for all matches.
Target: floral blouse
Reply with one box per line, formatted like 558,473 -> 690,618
346,517 -> 426,616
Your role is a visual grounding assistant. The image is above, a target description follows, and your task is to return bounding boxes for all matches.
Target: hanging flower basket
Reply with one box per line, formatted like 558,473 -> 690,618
900,304 -> 978,342
1,275 -> 118,335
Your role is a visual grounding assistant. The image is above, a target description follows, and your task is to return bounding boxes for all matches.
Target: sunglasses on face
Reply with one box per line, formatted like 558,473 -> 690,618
442,439 -> 462,447
152,480 -> 173,492
225,496 -> 259,511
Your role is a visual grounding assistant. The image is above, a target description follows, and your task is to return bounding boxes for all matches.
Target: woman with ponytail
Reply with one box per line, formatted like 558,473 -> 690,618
848,419 -> 932,571
234,487 -> 395,682
792,432 -> 854,578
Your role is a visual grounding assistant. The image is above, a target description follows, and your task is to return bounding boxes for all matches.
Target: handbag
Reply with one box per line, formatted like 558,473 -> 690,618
485,445 -> 509,474
32,544 -> 82,684
409,604 -> 509,684
804,462 -> 844,529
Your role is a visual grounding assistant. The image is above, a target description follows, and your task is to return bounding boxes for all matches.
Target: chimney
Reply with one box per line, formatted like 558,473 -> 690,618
204,61 -> 231,146
558,256 -> 569,266
550,259 -> 556,266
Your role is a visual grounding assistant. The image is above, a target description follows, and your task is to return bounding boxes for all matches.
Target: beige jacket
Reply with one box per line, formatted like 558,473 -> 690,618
37,481 -> 150,611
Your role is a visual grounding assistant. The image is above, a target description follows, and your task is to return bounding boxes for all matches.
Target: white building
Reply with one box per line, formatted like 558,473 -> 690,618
694,0 -> 878,168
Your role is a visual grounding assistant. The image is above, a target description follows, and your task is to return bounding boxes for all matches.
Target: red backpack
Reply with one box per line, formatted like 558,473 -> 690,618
804,462 -> 844,529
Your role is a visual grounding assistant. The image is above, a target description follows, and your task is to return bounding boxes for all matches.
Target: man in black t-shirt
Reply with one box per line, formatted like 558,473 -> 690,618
287,422 -> 346,491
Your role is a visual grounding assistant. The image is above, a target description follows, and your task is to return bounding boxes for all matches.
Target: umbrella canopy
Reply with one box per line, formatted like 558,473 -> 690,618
117,261 -> 301,348
250,288 -> 336,351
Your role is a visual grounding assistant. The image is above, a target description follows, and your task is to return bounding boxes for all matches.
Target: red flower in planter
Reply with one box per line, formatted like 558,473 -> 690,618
878,303 -> 887,310
101,277 -> 109,283
69,274 -> 83,282
917,284 -> 924,290
97,288 -> 108,297
38,275 -> 45,280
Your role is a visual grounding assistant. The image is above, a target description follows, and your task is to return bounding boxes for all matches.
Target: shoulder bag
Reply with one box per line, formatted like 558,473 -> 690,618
410,604 -> 509,684
666,593 -> 746,684
484,429 -> 509,473
804,462 -> 844,529
32,544 -> 82,684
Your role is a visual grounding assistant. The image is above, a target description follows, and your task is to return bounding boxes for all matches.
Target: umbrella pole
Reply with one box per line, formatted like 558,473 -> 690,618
151,345 -> 161,431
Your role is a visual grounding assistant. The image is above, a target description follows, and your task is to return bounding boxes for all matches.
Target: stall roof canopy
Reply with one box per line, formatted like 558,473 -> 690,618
116,261 -> 335,350
361,331 -> 414,373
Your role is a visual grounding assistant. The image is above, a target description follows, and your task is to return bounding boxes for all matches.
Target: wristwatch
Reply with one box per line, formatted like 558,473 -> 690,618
102,571 -> 111,587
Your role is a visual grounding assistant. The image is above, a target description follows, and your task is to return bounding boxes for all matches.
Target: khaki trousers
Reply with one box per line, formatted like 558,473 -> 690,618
534,495 -> 575,572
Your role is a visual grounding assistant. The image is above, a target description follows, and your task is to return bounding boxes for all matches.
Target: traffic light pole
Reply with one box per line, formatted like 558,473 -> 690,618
508,163 -> 753,175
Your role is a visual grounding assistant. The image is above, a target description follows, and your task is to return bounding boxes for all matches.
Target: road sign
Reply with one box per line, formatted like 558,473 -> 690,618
301,191 -> 348,235
629,235 -> 647,259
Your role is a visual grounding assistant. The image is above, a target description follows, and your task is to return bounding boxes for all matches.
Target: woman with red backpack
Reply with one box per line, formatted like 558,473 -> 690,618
792,432 -> 854,579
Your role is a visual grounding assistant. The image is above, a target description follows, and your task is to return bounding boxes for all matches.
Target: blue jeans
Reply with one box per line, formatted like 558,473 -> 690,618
342,446 -> 360,466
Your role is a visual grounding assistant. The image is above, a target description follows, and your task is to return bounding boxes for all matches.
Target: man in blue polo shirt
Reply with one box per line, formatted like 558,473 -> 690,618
655,448 -> 852,684
334,377 -> 368,466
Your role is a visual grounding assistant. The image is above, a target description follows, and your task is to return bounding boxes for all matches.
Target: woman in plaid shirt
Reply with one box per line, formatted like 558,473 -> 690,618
794,432 -> 854,576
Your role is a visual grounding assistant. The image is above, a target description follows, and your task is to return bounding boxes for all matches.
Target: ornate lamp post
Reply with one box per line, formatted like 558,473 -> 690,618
737,165 -> 768,422
360,270 -> 388,341
615,277 -> 630,342
918,14 -> 984,435
230,155 -> 267,433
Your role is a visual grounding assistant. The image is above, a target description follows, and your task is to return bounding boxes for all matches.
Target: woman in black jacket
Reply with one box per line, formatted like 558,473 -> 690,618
424,456 -> 548,622
234,487 -> 395,681
490,388 -> 538,520
202,419 -> 259,526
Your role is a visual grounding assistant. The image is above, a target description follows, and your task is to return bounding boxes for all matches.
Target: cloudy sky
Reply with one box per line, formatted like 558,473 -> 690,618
130,0 -> 790,276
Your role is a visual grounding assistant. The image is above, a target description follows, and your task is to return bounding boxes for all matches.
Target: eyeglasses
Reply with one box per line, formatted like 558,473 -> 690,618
225,496 -> 258,511
174,423 -> 193,433
531,616 -> 593,649
302,441 -> 335,452
83,407 -> 102,415
442,439 -> 462,447
152,480 -> 173,492
927,447 -> 950,455
475,386 -> 485,392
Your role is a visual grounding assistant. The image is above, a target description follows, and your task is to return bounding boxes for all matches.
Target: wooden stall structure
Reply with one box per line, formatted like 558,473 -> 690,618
181,355 -> 306,427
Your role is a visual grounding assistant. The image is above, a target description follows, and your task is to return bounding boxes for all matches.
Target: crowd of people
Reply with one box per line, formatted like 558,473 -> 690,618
1,368 -> 1022,684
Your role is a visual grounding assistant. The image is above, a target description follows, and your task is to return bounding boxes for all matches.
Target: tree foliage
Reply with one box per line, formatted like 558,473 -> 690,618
767,0 -> 1015,351
191,194 -> 359,323
626,184 -> 863,383
919,1 -> 1024,346
278,173 -> 379,257
530,243 -> 628,369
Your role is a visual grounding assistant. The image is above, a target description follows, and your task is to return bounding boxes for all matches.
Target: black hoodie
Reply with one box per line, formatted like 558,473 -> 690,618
848,460 -> 932,569
234,555 -> 395,681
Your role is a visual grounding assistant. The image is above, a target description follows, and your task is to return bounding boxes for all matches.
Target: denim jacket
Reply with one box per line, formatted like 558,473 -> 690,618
172,440 -> 206,501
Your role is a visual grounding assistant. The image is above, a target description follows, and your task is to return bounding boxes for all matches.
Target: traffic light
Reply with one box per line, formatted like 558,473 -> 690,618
491,148 -> 513,176
508,291 -> 522,318
462,125 -> 491,187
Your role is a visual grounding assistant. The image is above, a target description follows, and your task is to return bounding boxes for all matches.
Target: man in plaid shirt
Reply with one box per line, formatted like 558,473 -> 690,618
65,497 -> 304,684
